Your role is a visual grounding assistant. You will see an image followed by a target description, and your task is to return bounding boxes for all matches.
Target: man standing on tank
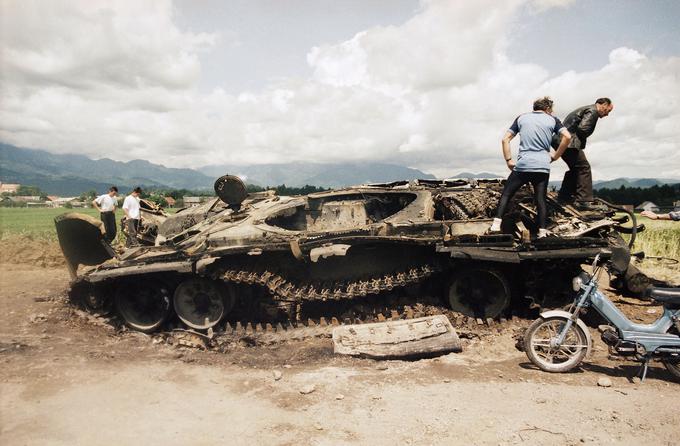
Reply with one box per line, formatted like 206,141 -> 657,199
490,97 -> 572,238
554,98 -> 614,210
122,187 -> 142,247
92,186 -> 118,243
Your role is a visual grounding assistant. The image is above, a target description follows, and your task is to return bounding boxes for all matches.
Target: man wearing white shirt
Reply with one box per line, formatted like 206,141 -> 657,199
122,187 -> 142,247
92,186 -> 118,243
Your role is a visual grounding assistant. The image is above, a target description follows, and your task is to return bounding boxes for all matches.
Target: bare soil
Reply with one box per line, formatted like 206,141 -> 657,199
0,235 -> 65,268
1,263 -> 678,446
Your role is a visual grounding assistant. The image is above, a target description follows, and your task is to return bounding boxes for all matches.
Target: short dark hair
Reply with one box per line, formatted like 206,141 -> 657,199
533,96 -> 553,112
109,186 -> 118,193
133,187 -> 142,194
595,97 -> 612,105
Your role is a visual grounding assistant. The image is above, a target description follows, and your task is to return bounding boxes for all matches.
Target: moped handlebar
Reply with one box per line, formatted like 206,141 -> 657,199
591,253 -> 601,271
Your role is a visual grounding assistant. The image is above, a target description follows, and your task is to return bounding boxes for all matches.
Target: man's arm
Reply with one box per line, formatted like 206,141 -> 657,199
122,198 -> 130,218
642,210 -> 679,221
576,107 -> 598,140
92,196 -> 101,211
502,131 -> 516,170
551,129 -> 571,161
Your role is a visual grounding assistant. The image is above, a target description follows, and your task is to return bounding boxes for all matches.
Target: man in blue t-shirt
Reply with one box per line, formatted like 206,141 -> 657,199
489,97 -> 572,238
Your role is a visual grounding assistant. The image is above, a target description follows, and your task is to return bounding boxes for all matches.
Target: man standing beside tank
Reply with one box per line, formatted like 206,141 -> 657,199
122,187 -> 142,247
92,186 -> 118,243
555,98 -> 614,210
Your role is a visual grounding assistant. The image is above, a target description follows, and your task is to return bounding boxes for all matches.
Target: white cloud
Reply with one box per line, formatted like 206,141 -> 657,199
529,0 -> 577,12
0,0 -> 679,180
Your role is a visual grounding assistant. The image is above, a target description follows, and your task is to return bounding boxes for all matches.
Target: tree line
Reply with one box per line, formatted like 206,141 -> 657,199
6,181 -> 677,210
594,184 -> 680,208
2,183 -> 330,208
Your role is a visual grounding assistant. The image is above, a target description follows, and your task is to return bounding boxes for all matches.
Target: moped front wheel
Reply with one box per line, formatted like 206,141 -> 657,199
524,316 -> 589,373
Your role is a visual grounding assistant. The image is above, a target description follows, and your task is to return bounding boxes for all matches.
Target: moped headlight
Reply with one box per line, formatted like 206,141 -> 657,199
572,272 -> 591,292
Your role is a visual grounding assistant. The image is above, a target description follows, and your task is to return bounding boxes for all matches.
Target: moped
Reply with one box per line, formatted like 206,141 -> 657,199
523,254 -> 680,381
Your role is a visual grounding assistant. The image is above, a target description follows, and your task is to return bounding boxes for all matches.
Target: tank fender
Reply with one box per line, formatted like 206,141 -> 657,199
539,310 -> 593,358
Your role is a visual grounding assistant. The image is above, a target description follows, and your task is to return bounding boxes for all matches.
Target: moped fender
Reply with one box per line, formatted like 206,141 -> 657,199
539,310 -> 593,358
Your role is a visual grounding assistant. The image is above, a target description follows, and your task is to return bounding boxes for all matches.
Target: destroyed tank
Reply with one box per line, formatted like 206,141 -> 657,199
55,176 -> 647,333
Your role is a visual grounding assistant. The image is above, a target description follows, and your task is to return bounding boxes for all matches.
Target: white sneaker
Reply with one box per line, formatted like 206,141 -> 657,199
537,228 -> 549,238
489,218 -> 502,233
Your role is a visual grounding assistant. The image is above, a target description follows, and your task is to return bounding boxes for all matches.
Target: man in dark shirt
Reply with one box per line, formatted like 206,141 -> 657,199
553,98 -> 614,210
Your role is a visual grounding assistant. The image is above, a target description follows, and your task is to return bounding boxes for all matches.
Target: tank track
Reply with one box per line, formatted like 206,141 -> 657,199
216,264 -> 441,303
161,304 -> 526,350
71,261 -> 527,349
71,287 -> 526,350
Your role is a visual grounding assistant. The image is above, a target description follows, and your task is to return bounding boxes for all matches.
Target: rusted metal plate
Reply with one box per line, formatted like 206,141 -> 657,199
332,315 -> 461,359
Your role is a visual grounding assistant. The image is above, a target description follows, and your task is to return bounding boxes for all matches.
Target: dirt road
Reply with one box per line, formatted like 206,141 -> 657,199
1,264 -> 678,445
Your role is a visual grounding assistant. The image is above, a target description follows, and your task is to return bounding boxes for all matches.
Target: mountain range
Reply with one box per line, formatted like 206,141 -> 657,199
1,144 -> 433,195
198,162 -> 435,189
1,143 -> 677,195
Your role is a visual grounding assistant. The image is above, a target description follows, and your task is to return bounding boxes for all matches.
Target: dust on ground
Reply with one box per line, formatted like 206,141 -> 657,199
0,235 -> 65,268
1,262 -> 679,446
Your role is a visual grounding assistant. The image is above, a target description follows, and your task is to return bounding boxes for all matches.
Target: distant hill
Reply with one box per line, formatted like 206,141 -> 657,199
199,162 -> 436,188
0,143 -> 214,195
548,177 -> 680,190
1,143 -> 436,194
593,178 -> 679,190
3,142 -> 676,196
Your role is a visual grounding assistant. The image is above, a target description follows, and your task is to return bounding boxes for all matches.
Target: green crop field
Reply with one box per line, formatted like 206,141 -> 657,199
622,217 -> 680,261
0,207 -> 101,239
0,207 -> 178,240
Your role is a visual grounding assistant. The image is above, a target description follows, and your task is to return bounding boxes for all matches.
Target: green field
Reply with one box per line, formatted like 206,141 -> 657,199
0,207 -> 101,239
1,208 -> 678,260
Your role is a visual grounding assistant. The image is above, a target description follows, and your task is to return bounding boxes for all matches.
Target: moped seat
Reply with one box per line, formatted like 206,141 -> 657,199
646,287 -> 680,307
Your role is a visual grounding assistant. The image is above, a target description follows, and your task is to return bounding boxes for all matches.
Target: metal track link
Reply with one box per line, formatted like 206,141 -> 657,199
218,264 -> 441,303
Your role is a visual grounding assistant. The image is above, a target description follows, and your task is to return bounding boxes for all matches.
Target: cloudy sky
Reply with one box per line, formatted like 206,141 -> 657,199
1,0 -> 679,179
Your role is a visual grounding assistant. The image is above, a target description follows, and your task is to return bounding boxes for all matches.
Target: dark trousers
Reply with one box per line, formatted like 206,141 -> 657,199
558,147 -> 593,203
125,218 -> 140,247
100,211 -> 116,243
496,170 -> 549,229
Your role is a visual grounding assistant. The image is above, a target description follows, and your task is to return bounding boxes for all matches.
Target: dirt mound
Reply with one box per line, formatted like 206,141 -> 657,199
0,235 -> 65,268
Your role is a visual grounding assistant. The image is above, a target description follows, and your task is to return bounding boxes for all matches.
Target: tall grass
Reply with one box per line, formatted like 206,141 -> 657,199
625,216 -> 680,261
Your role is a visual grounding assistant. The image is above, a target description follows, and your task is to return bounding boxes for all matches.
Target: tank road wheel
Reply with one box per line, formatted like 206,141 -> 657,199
447,267 -> 511,319
82,288 -> 113,316
115,280 -> 171,333
173,278 -> 234,330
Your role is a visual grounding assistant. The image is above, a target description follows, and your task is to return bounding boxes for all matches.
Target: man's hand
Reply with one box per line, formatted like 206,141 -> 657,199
641,210 -> 659,220
506,159 -> 516,170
